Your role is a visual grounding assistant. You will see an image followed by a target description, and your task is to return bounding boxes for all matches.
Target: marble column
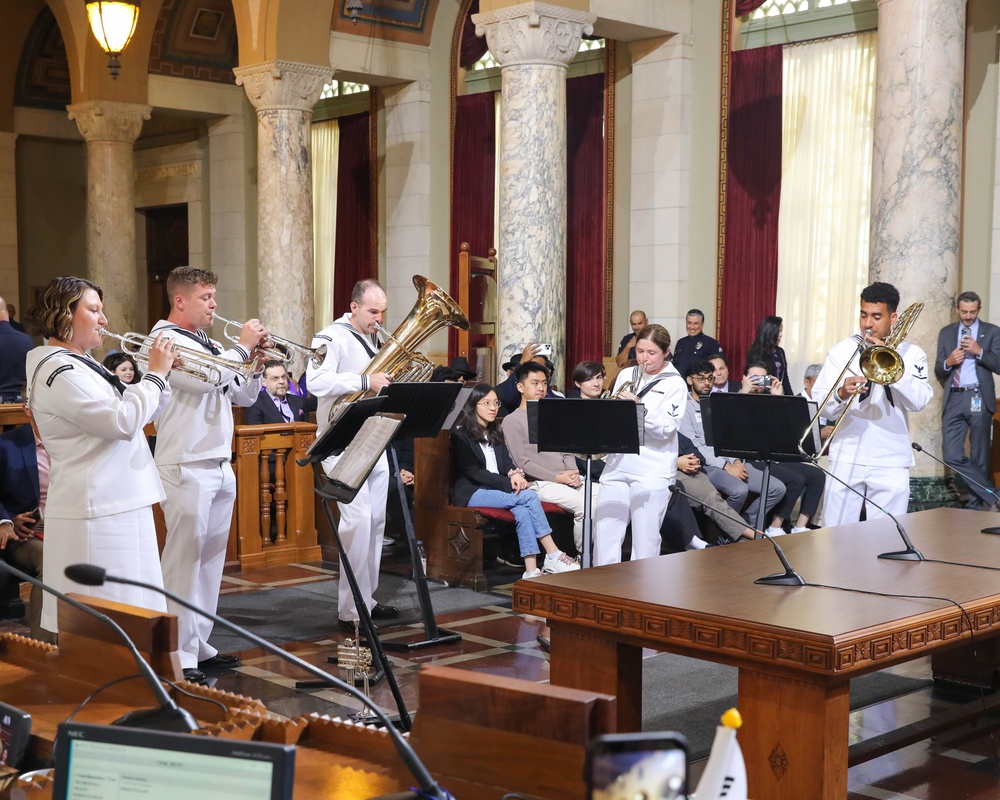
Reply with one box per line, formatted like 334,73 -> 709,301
235,60 -> 331,351
474,2 -> 595,381
0,133 -> 18,298
67,100 -> 150,335
869,0 -> 966,491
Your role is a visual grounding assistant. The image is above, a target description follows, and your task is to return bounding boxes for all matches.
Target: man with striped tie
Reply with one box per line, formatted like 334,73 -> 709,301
246,361 -> 307,424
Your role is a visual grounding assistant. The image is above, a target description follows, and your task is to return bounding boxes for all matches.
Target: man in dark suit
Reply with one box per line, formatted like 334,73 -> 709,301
935,291 -> 1000,509
0,405 -> 51,642
245,360 -> 307,425
0,296 -> 33,403
708,354 -> 740,393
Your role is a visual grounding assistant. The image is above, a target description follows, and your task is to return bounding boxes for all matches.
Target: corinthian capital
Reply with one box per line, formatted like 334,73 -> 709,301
67,101 -> 151,144
473,2 -> 595,68
234,61 -> 333,113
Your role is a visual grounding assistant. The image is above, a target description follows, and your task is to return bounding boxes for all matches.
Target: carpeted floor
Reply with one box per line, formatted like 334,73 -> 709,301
211,572 -> 511,652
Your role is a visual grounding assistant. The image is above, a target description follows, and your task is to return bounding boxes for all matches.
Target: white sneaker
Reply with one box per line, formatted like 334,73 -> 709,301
764,527 -> 786,537
791,526 -> 810,534
542,551 -> 581,574
522,568 -> 543,579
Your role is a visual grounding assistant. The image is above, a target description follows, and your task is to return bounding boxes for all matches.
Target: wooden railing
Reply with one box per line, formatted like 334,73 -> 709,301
232,422 -> 321,569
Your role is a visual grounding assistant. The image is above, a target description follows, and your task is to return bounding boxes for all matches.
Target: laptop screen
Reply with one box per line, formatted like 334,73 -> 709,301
52,722 -> 295,800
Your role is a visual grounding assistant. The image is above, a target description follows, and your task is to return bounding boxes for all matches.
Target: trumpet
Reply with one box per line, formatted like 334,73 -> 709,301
99,329 -> 259,387
212,313 -> 327,367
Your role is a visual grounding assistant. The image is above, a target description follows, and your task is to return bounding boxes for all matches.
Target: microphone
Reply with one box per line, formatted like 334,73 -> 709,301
0,561 -> 198,732
668,484 -> 805,586
65,564 -> 452,800
912,442 -> 1000,533
805,458 -> 924,561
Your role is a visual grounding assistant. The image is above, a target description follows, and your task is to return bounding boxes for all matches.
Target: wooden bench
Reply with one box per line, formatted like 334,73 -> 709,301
414,430 -> 573,591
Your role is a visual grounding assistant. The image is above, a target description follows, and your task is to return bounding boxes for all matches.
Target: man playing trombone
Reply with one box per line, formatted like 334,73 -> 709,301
811,282 -> 932,526
151,267 -> 267,684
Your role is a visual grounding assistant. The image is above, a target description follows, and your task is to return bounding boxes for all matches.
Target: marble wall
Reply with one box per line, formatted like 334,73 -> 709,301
628,34 -> 693,345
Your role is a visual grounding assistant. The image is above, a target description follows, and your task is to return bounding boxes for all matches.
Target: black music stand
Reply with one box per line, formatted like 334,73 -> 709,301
704,393 -> 813,535
296,397 -> 410,730
528,399 -> 644,568
376,381 -> 465,651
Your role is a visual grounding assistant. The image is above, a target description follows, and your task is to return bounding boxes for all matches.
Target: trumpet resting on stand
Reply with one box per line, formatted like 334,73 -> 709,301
328,275 -> 470,422
798,302 -> 924,458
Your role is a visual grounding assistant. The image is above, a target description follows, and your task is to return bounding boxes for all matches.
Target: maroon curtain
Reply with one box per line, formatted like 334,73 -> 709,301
459,0 -> 487,69
735,0 -> 769,16
718,45 -> 782,374
565,72 -> 606,379
450,91 -> 496,357
334,111 -> 373,316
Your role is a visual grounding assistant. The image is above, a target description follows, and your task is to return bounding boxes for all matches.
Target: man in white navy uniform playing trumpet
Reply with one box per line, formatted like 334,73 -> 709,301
151,267 -> 266,684
812,281 -> 933,525
934,291 -> 1000,509
308,279 -> 399,632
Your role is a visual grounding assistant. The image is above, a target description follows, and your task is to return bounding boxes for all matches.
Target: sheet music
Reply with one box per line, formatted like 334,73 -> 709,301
328,415 -> 402,490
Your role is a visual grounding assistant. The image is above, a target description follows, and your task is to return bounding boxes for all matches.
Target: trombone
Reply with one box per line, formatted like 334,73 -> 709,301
100,329 -> 259,387
798,303 -> 923,459
213,313 -> 327,368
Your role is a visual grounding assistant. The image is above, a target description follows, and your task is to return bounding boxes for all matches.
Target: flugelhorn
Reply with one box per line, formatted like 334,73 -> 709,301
99,329 -> 258,387
213,313 -> 327,368
798,302 -> 923,458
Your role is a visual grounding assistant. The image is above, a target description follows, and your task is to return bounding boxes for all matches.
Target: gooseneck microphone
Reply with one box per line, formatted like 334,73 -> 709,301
668,484 -> 805,586
0,561 -> 198,732
805,459 -> 924,561
65,564 -> 452,800
912,442 -> 1000,534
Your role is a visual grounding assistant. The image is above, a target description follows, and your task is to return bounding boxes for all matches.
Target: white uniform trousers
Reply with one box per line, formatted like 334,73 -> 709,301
531,480 -> 600,550
593,467 -> 671,566
158,459 -> 236,669
822,461 -> 909,527
42,507 -> 167,633
324,452 -> 389,622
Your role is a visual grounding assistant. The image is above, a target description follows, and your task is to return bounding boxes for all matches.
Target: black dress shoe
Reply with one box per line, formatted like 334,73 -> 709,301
198,654 -> 240,669
338,618 -> 377,634
182,667 -> 208,684
370,603 -> 399,619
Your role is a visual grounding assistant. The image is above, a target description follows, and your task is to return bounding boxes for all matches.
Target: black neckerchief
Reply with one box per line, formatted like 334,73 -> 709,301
163,325 -> 222,356
63,352 -> 127,396
335,321 -> 379,358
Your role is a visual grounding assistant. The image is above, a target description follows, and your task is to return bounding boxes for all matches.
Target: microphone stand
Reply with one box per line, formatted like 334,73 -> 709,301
667,485 -> 805,586
0,561 -> 198,733
64,564 -> 451,800
912,441 -> 1000,534
805,458 -> 924,561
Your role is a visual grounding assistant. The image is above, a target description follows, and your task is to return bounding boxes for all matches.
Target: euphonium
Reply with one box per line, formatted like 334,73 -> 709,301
798,302 -> 924,458
328,275 -> 470,422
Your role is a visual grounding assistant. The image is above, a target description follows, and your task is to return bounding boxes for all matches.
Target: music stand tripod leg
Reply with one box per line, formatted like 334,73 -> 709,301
383,445 -> 462,652
295,463 -> 413,732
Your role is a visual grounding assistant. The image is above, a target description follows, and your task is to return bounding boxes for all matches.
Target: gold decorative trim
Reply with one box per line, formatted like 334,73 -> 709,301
716,0 -> 733,339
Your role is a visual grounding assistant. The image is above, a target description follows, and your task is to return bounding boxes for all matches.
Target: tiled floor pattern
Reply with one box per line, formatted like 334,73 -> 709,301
8,559 -> 1000,797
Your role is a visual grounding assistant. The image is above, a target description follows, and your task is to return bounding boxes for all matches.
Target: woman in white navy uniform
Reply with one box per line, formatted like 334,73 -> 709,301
24,277 -> 176,635
594,323 -> 688,565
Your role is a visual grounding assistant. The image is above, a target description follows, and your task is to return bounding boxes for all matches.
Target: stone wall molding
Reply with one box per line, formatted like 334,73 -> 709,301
234,60 -> 333,113
473,2 -> 595,68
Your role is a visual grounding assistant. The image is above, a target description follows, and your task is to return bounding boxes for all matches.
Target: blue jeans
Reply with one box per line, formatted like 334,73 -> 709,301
468,488 -> 551,557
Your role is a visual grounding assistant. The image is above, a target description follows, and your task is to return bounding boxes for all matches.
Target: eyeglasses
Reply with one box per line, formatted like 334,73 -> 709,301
478,400 -> 500,409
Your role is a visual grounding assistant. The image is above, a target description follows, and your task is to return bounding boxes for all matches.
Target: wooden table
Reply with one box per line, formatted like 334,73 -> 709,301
512,508 -> 1000,800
